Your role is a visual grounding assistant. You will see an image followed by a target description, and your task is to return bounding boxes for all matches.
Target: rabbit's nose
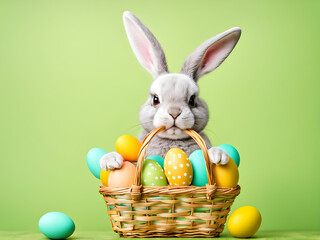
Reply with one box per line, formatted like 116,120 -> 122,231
168,108 -> 182,119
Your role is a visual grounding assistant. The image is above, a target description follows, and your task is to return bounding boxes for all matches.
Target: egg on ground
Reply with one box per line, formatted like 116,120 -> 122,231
227,206 -> 262,238
38,212 -> 75,239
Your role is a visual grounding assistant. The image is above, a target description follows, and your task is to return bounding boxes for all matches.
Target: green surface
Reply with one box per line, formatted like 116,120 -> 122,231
0,231 -> 319,240
0,0 -> 320,233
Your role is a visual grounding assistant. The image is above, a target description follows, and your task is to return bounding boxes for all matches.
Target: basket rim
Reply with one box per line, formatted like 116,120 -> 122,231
99,184 -> 241,197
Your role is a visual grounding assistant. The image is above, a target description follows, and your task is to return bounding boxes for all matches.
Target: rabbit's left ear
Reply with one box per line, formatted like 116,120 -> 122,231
123,11 -> 168,79
181,27 -> 241,81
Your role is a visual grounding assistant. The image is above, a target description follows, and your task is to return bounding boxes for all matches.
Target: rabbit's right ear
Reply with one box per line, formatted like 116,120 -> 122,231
123,11 -> 168,79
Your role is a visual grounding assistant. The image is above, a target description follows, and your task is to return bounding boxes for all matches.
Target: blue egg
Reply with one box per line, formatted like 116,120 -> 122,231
87,148 -> 108,179
146,155 -> 164,168
218,144 -> 240,167
39,212 -> 75,239
189,149 -> 208,187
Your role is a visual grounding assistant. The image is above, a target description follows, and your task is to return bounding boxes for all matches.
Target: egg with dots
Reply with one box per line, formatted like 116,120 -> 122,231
107,161 -> 136,187
213,157 -> 239,187
141,159 -> 167,186
164,148 -> 193,186
115,135 -> 142,162
146,155 -> 164,168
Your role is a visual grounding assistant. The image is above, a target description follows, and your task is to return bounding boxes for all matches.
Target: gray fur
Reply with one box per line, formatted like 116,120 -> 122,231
123,11 -> 168,78
139,73 -> 209,140
181,27 -> 241,81
100,12 -> 241,171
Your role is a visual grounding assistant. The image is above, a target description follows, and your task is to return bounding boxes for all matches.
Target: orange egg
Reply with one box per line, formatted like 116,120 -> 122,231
108,161 -> 136,187
100,169 -> 111,186
212,157 -> 239,187
115,135 -> 142,162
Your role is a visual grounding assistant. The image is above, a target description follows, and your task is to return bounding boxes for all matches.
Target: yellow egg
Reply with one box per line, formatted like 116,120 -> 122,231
212,157 -> 239,187
100,169 -> 111,186
164,148 -> 193,186
108,161 -> 136,187
115,135 -> 142,162
227,206 -> 262,238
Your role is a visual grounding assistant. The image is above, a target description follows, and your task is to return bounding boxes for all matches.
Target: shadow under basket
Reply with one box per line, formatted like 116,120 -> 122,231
99,127 -> 241,238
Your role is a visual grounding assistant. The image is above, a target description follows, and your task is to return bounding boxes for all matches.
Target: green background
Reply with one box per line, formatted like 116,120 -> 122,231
0,0 -> 319,234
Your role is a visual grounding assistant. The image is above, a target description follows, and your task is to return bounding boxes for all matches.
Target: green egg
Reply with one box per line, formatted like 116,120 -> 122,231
146,155 -> 164,168
142,159 -> 167,186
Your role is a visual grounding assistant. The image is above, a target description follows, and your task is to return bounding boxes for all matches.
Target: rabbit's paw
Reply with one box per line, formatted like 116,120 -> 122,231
100,152 -> 123,171
208,147 -> 229,165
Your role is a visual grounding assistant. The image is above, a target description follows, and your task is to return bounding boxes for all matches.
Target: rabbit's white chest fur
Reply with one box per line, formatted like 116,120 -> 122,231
138,130 -> 212,158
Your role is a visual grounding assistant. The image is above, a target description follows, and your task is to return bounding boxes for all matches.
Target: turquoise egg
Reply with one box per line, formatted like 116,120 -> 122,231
146,155 -> 164,168
189,149 -> 208,187
218,144 -> 240,167
39,212 -> 75,239
87,148 -> 108,179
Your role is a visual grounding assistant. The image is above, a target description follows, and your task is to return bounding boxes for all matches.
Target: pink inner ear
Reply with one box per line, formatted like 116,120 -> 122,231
128,19 -> 154,70
142,46 -> 153,65
201,34 -> 237,72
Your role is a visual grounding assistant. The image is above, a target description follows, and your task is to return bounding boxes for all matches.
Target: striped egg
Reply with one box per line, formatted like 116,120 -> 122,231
164,148 -> 193,186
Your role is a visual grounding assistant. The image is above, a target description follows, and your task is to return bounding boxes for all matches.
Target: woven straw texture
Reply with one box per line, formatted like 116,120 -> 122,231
99,126 -> 240,238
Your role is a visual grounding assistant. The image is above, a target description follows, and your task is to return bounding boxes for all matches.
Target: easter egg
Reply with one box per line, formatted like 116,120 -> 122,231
39,212 -> 75,239
108,161 -> 136,187
100,169 -> 111,186
227,206 -> 262,238
212,157 -> 239,187
142,159 -> 167,186
189,149 -> 208,187
147,155 -> 164,168
164,148 -> 193,186
87,148 -> 108,179
115,135 -> 142,162
218,144 -> 240,167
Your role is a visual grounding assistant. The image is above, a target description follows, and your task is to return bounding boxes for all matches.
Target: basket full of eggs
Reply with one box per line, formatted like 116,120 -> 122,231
98,126 -> 240,238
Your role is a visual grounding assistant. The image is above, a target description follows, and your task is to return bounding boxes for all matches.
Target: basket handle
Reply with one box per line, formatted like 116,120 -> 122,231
133,126 -> 214,186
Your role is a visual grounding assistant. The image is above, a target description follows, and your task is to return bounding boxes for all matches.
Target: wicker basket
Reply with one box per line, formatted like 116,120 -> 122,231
99,126 -> 241,238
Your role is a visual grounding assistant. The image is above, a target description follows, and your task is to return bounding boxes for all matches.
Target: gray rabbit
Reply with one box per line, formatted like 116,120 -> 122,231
100,11 -> 241,171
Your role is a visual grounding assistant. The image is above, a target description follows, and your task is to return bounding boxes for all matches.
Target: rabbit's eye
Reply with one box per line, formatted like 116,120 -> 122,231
153,95 -> 160,105
189,95 -> 196,107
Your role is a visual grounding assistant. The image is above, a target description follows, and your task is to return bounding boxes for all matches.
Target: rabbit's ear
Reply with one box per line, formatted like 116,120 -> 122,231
123,11 -> 168,79
181,27 -> 241,81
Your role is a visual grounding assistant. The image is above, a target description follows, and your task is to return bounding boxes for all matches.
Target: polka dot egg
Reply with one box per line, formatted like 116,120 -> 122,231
164,148 -> 193,186
142,159 -> 167,186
